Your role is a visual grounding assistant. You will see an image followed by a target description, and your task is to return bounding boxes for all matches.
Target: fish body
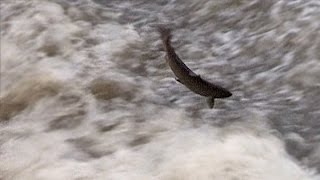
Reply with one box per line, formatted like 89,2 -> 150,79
158,27 -> 232,108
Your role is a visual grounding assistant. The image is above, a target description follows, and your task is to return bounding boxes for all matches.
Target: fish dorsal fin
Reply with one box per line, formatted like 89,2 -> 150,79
189,71 -> 200,77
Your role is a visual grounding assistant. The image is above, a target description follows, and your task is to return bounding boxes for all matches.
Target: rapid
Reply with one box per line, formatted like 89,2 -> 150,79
1,0 -> 320,179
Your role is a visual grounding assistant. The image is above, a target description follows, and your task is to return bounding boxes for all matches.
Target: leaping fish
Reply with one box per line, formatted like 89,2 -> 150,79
158,27 -> 232,108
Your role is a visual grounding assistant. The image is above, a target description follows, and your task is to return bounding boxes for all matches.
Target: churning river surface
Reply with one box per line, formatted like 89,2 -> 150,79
1,0 -> 320,179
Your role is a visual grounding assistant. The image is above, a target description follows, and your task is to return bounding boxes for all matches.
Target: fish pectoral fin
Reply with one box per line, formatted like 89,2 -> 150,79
206,97 -> 215,109
175,77 -> 183,84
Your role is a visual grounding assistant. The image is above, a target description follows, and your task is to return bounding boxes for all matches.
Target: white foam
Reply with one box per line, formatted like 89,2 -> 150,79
1,0 -> 319,180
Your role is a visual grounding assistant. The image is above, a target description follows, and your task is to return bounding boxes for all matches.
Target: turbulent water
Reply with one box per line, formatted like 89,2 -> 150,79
1,0 -> 320,179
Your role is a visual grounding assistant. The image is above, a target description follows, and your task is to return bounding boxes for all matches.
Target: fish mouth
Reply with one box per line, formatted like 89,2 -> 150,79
217,90 -> 232,98
225,91 -> 232,98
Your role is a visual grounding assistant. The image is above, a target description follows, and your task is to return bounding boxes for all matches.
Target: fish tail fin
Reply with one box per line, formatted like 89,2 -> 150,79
158,26 -> 172,45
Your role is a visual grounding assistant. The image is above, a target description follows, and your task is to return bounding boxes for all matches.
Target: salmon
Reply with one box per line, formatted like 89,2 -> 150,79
158,27 -> 232,108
